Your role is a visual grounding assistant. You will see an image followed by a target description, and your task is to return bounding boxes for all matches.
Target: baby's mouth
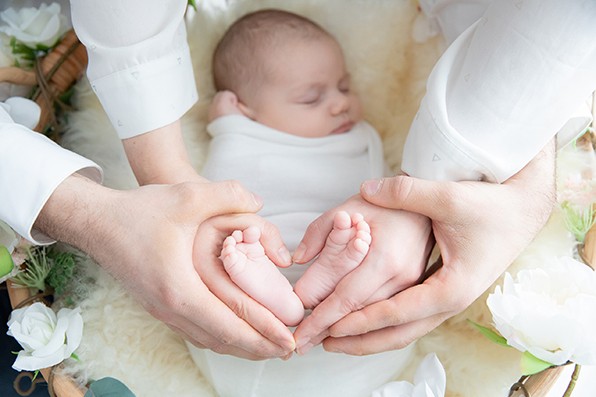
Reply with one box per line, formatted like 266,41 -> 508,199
331,121 -> 355,134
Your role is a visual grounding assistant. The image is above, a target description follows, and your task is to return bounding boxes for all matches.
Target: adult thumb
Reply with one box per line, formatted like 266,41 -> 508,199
360,175 -> 450,220
194,180 -> 263,217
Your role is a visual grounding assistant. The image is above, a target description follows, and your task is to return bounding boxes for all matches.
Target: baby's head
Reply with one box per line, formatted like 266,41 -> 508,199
212,9 -> 362,137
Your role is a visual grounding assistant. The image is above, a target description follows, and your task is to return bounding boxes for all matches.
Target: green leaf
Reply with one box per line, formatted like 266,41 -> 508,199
45,249 -> 78,295
0,245 -> 15,278
468,320 -> 509,347
188,0 -> 198,11
84,377 -> 136,397
520,351 -> 554,375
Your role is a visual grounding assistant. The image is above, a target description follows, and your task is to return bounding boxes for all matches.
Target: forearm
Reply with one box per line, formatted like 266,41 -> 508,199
122,120 -> 206,185
404,0 -> 596,183
33,174 -> 111,255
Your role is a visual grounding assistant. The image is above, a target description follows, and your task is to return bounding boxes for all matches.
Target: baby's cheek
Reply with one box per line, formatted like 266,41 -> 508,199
350,96 -> 363,120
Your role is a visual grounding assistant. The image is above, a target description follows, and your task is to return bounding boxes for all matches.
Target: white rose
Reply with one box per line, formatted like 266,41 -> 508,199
0,3 -> 68,48
0,34 -> 30,101
371,353 -> 446,397
7,302 -> 83,371
487,257 -> 596,366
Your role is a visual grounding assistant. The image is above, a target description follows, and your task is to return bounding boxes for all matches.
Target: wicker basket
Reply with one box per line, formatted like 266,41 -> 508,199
2,27 -> 596,397
0,29 -> 87,138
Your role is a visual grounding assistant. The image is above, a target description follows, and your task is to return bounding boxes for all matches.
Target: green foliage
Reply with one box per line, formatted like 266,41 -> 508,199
561,202 -> 596,243
468,320 -> 509,347
85,377 -> 136,397
469,320 -> 557,376
0,245 -> 15,277
521,351 -> 554,375
12,246 -> 52,291
46,249 -> 78,295
188,0 -> 198,11
8,36 -> 52,68
11,246 -> 79,295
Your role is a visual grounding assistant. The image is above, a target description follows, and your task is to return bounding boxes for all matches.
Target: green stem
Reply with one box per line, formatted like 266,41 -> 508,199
562,364 -> 581,397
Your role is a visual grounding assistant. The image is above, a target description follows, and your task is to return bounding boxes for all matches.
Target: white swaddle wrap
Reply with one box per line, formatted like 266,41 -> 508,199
193,115 -> 414,397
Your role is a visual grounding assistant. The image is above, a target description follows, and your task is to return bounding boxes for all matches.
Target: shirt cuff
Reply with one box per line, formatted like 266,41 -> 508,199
89,27 -> 198,139
0,124 -> 102,245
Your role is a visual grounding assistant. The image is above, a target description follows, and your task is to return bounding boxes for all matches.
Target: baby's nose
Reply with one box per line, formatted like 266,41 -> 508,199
331,92 -> 350,115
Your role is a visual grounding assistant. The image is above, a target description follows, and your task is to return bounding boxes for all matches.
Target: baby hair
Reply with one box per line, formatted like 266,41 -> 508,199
212,9 -> 335,100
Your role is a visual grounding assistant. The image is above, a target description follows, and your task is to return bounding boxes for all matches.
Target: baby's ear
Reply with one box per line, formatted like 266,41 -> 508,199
238,101 -> 256,119
208,90 -> 247,121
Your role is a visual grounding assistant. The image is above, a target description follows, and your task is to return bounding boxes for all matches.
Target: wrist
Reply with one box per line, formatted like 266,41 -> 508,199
34,173 -> 113,255
136,161 -> 206,185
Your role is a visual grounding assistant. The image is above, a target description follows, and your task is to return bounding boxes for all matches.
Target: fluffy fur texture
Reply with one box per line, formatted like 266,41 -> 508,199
57,1 -> 577,396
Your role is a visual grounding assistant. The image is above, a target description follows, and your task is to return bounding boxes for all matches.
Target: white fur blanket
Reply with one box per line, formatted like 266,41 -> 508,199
57,1 -> 582,396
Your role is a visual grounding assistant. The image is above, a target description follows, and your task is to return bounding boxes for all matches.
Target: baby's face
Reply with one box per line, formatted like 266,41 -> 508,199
245,37 -> 362,138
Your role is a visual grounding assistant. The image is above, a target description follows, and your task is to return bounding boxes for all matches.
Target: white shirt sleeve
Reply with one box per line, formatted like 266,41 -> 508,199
70,0 -> 198,139
0,108 -> 102,245
403,0 -> 596,182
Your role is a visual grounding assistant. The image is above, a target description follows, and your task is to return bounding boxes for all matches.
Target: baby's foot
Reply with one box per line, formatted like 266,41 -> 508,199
294,211 -> 371,309
208,90 -> 243,121
221,226 -> 304,326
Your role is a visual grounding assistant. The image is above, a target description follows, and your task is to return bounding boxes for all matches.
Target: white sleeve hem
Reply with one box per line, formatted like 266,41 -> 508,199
90,43 -> 198,139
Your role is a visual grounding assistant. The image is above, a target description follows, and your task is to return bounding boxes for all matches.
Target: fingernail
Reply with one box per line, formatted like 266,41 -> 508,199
296,342 -> 314,356
361,179 -> 382,196
325,344 -> 342,353
293,243 -> 306,263
252,193 -> 263,207
278,247 -> 292,265
281,352 -> 293,361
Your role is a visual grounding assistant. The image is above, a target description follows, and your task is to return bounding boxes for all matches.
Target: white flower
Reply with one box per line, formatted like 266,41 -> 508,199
0,34 -> 32,101
0,3 -> 68,48
7,302 -> 83,371
371,353 -> 446,397
487,257 -> 596,366
1,96 -> 41,129
0,34 -> 14,66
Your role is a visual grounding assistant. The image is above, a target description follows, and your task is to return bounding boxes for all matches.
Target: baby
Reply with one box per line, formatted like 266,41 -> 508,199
195,10 -> 413,397
204,8 -> 384,326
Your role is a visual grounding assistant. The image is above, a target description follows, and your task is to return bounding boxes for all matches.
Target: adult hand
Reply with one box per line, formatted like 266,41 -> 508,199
320,142 -> 556,355
192,212 -> 300,337
293,195 -> 434,354
35,174 -> 295,359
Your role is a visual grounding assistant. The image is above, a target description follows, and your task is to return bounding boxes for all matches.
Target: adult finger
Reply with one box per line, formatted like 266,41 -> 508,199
292,209 -> 335,264
168,320 -> 272,360
193,216 -> 296,352
326,278 -> 456,338
163,271 -> 294,358
293,250 -> 388,353
322,311 -> 449,356
176,180 -> 263,219
293,214 -> 432,352
256,219 -> 292,268
197,253 -> 296,352
360,176 -> 457,221
168,323 -> 268,360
